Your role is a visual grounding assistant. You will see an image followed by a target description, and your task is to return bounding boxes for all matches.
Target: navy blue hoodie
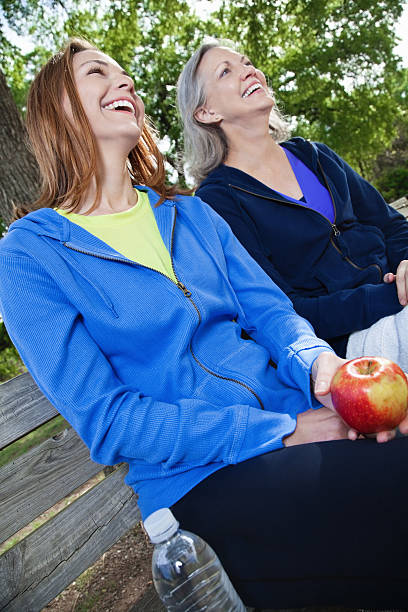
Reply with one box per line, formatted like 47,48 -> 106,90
196,137 -> 408,356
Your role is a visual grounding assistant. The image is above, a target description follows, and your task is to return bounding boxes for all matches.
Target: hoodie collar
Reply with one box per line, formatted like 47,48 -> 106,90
199,137 -> 320,196
280,137 -> 319,172
8,186 -> 175,252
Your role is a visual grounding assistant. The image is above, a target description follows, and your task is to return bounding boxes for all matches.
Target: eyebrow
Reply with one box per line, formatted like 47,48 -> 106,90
215,55 -> 249,71
79,59 -> 131,77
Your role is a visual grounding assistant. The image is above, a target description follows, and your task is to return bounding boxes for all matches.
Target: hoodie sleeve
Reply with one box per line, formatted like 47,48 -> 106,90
197,181 -> 403,344
0,247 -> 307,470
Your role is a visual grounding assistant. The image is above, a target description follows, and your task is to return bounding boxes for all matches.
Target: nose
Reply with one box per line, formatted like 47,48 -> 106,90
115,74 -> 135,92
240,64 -> 256,80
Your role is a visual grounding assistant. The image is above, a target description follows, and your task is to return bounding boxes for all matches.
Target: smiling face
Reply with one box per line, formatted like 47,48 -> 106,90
65,49 -> 145,152
194,46 -> 274,128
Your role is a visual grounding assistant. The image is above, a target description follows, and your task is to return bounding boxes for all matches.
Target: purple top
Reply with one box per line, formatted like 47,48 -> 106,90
277,147 -> 335,223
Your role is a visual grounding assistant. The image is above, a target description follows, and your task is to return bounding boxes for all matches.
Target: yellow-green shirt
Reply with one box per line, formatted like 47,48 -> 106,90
56,189 -> 177,282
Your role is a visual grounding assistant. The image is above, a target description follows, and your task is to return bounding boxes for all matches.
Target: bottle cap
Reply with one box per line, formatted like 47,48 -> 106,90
144,508 -> 179,543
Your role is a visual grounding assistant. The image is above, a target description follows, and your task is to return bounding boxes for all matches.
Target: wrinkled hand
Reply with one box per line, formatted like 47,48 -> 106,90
396,375 -> 408,436
397,412 -> 408,436
311,351 -> 397,444
384,259 -> 408,306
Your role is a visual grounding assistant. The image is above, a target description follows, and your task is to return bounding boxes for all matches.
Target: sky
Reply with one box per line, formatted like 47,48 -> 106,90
395,2 -> 408,66
2,2 -> 408,67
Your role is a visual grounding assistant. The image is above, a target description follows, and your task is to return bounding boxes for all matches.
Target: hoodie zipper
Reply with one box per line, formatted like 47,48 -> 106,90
231,182 -> 341,235
315,157 -> 382,278
230,158 -> 382,279
63,210 -> 265,410
168,209 -> 265,410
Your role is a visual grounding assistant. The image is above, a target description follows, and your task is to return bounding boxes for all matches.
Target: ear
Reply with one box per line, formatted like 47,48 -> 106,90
194,105 -> 223,125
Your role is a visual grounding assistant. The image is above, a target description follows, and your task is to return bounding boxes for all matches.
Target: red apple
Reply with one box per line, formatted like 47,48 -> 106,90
330,356 -> 408,434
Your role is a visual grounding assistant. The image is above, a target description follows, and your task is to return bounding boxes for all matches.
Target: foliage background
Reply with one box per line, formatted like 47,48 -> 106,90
0,0 -> 407,378
1,0 -> 408,179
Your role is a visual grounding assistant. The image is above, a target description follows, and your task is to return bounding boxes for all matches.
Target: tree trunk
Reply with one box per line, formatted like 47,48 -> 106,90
0,69 -> 40,227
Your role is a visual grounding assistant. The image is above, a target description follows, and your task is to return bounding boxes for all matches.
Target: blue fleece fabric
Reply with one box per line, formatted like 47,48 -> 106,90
196,138 -> 408,356
0,187 -> 332,518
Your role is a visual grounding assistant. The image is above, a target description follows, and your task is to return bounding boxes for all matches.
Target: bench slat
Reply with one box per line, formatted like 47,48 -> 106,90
0,464 -> 141,612
0,427 -> 104,544
390,196 -> 408,219
0,373 -> 58,449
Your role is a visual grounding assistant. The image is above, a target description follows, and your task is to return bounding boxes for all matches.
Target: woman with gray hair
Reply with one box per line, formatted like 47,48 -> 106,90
177,40 -> 408,369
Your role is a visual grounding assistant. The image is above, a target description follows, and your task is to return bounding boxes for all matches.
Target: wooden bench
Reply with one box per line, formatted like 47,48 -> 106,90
390,195 -> 408,219
0,371 -> 164,611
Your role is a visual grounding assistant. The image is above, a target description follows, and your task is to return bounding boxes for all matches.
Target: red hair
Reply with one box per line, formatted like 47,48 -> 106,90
15,38 -> 186,219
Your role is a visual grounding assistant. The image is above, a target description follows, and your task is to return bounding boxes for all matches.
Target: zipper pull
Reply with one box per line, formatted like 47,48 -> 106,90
177,281 -> 192,298
332,224 -> 340,237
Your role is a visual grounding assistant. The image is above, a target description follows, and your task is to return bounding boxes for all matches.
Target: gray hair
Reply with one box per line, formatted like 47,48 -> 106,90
177,39 -> 291,186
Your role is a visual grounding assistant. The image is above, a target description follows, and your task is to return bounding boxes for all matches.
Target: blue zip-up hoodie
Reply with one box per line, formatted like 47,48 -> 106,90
196,138 -> 408,356
0,187 -> 332,518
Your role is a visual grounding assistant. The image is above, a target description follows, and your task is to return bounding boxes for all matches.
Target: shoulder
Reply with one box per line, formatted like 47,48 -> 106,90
282,136 -> 339,157
196,165 -> 232,195
0,208 -> 62,261
297,139 -> 348,174
196,166 -> 246,211
282,136 -> 339,162
311,141 -> 342,160
175,192 -> 236,230
172,192 -> 217,222
197,182 -> 234,204
170,193 -> 235,253
0,220 -> 33,257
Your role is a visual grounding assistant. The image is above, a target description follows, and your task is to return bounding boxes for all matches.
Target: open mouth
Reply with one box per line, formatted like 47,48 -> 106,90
103,99 -> 136,114
242,83 -> 263,99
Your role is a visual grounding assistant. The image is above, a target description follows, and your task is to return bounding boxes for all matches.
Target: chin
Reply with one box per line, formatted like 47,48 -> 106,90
126,135 -> 142,153
97,128 -> 142,158
120,124 -> 142,146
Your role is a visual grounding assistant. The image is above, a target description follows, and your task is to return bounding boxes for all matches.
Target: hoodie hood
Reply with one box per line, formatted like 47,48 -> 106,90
2,187 -> 177,316
8,207 -> 71,241
5,186 -> 175,258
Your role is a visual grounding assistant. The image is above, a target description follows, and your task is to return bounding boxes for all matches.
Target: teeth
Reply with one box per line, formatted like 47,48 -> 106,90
242,83 -> 262,99
103,99 -> 135,113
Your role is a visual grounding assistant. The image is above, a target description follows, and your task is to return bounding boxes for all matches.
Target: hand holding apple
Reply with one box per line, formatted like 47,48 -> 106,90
330,356 -> 408,434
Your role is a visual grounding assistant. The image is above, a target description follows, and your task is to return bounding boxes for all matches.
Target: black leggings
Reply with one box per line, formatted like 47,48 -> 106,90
171,437 -> 408,610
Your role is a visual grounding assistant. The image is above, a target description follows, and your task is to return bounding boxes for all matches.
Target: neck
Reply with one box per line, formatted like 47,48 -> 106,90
222,113 -> 281,174
78,147 -> 137,215
223,117 -> 281,173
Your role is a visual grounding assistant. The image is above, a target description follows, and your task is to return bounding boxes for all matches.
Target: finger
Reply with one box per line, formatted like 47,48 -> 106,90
383,272 -> 395,283
395,261 -> 408,305
376,429 -> 396,443
314,378 -> 331,395
316,392 -> 335,411
398,414 -> 408,435
313,353 -> 345,396
348,428 -> 358,441
403,262 -> 408,304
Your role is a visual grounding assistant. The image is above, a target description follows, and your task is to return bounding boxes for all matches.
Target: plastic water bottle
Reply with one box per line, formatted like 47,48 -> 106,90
144,507 -> 246,611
